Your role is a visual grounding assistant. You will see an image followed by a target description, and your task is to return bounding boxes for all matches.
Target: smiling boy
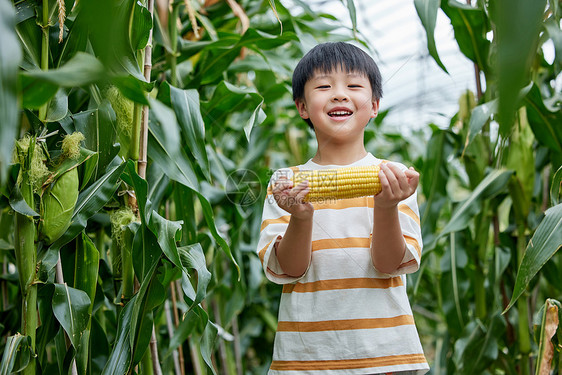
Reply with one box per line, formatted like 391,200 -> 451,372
257,42 -> 429,374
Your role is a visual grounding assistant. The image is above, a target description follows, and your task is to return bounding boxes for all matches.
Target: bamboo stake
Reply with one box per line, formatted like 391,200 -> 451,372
170,281 -> 186,375
138,0 -> 154,180
165,300 -> 182,375
212,300 -> 228,374
232,317 -> 242,375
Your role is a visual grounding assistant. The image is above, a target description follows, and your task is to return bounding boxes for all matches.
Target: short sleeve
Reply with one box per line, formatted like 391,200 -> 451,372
256,168 -> 307,284
382,162 -> 423,276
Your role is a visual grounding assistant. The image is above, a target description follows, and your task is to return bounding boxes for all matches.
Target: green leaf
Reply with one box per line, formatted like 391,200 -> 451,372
178,243 -> 211,309
524,83 -> 562,155
414,0 -> 448,73
148,211 -> 183,269
125,161 -> 151,225
490,0 -> 547,134
45,88 -> 69,122
465,99 -> 497,151
21,52 -> 106,108
196,192 -> 240,278
420,128 -> 454,245
74,232 -> 99,312
551,166 -> 562,207
14,6 -> 40,68
42,147 -> 97,188
0,334 -> 31,375
160,82 -> 210,181
201,81 -> 265,142
343,0 -> 358,37
83,0 -> 145,81
0,0 -> 22,185
441,1 -> 490,73
148,99 -> 200,191
9,185 -> 39,217
52,283 -> 91,349
439,169 -> 513,238
102,297 -> 134,375
453,314 -> 505,374
505,204 -> 562,312
131,2 -> 152,50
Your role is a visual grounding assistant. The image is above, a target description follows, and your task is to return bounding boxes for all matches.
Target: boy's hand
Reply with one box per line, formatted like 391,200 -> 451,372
272,177 -> 314,220
375,163 -> 419,209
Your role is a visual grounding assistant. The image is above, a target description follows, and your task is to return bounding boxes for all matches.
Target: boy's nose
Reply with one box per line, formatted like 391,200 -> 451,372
331,92 -> 349,101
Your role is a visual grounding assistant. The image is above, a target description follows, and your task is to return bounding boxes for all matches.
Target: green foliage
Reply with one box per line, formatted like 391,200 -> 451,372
1,0 -> 561,373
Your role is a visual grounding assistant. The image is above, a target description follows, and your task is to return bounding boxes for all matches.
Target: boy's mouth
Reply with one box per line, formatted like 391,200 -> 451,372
328,110 -> 353,118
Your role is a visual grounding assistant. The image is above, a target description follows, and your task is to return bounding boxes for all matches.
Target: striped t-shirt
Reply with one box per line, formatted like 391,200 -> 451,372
257,153 -> 429,375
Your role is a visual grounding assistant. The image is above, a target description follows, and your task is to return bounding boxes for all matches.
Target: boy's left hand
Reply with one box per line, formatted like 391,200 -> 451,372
375,163 -> 419,209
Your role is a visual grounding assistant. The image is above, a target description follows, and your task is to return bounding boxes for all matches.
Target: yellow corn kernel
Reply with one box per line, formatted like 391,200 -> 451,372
293,165 -> 381,202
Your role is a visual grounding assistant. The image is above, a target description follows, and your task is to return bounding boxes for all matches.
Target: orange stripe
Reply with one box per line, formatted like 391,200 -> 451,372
404,235 -> 421,258
260,216 -> 290,231
270,353 -> 427,371
277,315 -> 414,332
398,204 -> 420,225
282,277 -> 403,293
312,237 -> 370,252
258,239 -> 274,265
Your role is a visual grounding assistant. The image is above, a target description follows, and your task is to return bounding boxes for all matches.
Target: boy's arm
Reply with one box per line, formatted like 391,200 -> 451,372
272,177 -> 314,277
371,163 -> 420,274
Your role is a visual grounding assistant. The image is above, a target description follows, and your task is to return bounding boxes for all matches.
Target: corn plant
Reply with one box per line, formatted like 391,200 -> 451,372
414,0 -> 562,373
0,0 -> 363,373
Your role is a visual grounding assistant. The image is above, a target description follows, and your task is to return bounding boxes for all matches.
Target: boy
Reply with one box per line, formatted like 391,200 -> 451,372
257,42 -> 429,374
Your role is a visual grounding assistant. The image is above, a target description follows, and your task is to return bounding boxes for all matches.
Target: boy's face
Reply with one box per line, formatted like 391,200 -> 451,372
295,68 -> 379,143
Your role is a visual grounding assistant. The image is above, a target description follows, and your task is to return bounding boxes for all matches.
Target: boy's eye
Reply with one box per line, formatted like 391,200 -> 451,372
317,85 -> 330,89
349,84 -> 362,88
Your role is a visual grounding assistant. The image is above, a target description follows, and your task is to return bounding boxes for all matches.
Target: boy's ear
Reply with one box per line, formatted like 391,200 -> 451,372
295,99 -> 310,119
370,98 -> 380,119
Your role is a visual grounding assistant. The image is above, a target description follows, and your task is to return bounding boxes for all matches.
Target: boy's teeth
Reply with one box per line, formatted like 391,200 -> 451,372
329,111 -> 352,117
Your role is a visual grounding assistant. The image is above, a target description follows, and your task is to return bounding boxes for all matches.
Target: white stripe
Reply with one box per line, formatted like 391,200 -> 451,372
273,325 -> 426,362
278,285 -> 412,322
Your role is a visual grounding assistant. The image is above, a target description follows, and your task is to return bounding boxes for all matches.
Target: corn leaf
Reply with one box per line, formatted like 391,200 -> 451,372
0,0 -> 21,186
441,0 -> 490,74
0,334 -> 31,375
52,283 -> 91,349
490,0 -> 547,135
437,169 -> 513,239
148,98 -> 200,192
414,0 -> 448,73
465,99 -> 498,152
505,204 -> 562,312
524,83 -> 562,156
21,53 -> 106,108
178,243 -> 211,310
160,82 -> 211,181
200,81 -> 265,143
101,297 -> 134,375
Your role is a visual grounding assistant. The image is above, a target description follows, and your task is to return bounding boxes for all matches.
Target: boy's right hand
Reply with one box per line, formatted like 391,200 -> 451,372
272,177 -> 314,220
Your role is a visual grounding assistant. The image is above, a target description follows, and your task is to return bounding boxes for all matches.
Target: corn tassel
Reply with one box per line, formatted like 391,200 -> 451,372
293,165 -> 381,202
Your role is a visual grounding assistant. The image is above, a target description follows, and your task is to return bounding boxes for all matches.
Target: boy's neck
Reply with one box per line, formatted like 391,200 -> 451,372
311,142 -> 368,166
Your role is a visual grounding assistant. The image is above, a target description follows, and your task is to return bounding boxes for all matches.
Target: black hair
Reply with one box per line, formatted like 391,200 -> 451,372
292,42 -> 383,128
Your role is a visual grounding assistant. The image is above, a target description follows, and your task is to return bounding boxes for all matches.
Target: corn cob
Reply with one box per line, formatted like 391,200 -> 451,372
293,165 -> 382,202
